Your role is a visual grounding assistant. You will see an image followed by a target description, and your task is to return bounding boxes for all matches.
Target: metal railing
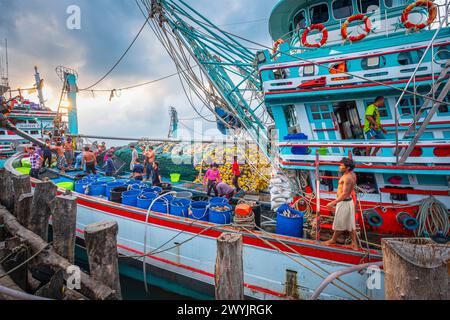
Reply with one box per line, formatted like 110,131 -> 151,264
394,1 -> 450,163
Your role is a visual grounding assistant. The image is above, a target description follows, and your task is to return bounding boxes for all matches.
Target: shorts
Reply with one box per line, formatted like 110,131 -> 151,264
57,156 -> 66,169
64,150 -> 74,164
332,200 -> 356,231
365,129 -> 385,140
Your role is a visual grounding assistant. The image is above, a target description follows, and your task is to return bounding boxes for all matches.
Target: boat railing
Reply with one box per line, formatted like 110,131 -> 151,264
287,2 -> 450,53
278,139 -> 450,165
393,0 -> 450,164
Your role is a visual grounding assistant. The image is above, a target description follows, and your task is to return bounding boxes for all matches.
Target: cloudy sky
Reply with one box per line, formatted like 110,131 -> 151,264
0,0 -> 277,142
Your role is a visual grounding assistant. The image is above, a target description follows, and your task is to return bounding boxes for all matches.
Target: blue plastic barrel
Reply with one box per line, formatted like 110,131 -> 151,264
209,204 -> 232,224
151,196 -> 172,214
189,201 -> 209,221
75,180 -> 89,194
275,204 -> 304,238
88,181 -> 107,196
149,186 -> 163,194
97,177 -> 116,183
106,182 -> 125,199
170,198 -> 191,217
210,197 -> 229,205
137,192 -> 158,210
121,189 -> 142,207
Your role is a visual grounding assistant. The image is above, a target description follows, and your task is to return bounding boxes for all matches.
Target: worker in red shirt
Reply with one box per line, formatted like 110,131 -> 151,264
232,156 -> 241,192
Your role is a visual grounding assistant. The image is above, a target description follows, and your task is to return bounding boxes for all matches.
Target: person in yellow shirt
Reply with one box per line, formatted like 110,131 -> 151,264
364,96 -> 388,156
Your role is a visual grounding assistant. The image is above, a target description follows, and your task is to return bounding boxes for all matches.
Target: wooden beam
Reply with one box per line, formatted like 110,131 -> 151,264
29,181 -> 57,241
0,205 -> 117,300
382,238 -> 450,300
215,233 -> 244,300
52,194 -> 77,264
85,221 -> 122,300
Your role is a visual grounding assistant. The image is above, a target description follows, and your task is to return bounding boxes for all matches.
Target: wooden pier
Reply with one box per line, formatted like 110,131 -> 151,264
0,168 -> 122,300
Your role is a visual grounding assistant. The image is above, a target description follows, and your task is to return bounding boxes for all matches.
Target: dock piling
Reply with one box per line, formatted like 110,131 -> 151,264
29,181 -> 57,241
85,220 -> 122,300
215,232 -> 244,300
52,194 -> 77,263
382,238 -> 450,300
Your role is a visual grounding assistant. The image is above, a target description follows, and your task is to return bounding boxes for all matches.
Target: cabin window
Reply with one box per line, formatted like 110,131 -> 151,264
358,0 -> 380,13
384,0 -> 408,8
436,46 -> 450,61
284,105 -> 300,134
398,49 -> 425,65
356,173 -> 379,194
293,10 -> 307,32
274,69 -> 289,79
310,3 -> 329,24
361,56 -> 386,70
302,65 -> 316,77
0,131 -> 5,135
30,131 -> 39,135
332,0 -> 354,20
397,96 -> 424,118
437,93 -> 450,115
28,120 -> 37,124
308,104 -> 333,120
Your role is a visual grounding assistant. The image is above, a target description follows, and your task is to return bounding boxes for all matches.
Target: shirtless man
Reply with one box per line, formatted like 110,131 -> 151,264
82,146 -> 97,174
323,157 -> 359,250
64,139 -> 74,168
52,142 -> 66,174
144,146 -> 155,181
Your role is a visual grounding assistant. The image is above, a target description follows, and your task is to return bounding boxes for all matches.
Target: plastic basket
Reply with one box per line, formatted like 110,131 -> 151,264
170,173 -> 181,183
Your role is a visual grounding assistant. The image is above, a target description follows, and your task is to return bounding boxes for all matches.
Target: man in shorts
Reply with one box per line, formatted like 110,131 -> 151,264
52,142 -> 66,174
82,146 -> 97,174
364,96 -> 388,156
323,157 -> 358,250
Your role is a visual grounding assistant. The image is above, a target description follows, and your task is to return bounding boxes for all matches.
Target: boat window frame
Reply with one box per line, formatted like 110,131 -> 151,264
357,0 -> 382,13
309,2 -> 331,25
396,95 -> 424,119
292,9 -> 308,33
384,0 -> 409,9
283,105 -> 300,134
331,0 -> 355,20
437,93 -> 450,116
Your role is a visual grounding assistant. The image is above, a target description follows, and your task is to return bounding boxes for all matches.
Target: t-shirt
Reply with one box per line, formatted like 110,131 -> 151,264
364,104 -> 381,133
131,149 -> 138,163
216,182 -> 234,196
105,158 -> 115,174
152,168 -> 161,185
133,164 -> 144,174
43,146 -> 52,157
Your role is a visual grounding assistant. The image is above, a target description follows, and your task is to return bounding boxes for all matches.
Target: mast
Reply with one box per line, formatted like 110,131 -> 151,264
34,66 -> 46,108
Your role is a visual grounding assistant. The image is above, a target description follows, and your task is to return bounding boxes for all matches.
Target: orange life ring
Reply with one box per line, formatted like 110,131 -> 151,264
341,14 -> 372,42
401,0 -> 437,30
302,24 -> 328,48
272,39 -> 285,56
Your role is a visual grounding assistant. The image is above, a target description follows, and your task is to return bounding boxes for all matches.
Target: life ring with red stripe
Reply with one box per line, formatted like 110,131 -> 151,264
301,24 -> 328,48
272,38 -> 285,56
401,0 -> 437,30
341,14 -> 372,42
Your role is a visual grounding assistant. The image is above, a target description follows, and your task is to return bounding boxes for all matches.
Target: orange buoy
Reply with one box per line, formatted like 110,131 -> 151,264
401,0 -> 437,30
235,204 -> 253,217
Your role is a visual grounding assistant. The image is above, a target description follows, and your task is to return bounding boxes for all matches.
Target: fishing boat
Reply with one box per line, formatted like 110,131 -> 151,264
2,0 -> 450,300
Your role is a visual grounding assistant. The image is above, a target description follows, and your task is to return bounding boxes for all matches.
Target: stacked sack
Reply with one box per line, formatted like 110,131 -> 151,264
270,172 -> 294,211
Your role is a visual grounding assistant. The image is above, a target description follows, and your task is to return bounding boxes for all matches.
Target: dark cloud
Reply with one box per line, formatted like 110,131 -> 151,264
1,0 -> 277,140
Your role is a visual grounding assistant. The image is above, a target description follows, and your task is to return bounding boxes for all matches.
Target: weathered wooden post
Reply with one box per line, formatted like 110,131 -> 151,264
85,221 -> 122,300
382,238 -> 450,300
0,168 -> 14,210
11,174 -> 33,225
215,232 -> 244,300
52,194 -> 77,264
29,181 -> 57,241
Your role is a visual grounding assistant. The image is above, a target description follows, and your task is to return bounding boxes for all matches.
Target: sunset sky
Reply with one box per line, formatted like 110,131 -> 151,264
0,0 -> 276,141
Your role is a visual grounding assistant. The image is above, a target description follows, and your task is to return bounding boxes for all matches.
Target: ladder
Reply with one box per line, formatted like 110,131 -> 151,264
397,59 -> 450,164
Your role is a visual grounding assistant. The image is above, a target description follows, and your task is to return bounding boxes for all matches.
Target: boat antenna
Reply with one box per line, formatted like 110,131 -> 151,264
5,39 -> 9,99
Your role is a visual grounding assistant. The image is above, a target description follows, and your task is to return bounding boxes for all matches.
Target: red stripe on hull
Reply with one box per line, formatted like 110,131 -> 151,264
76,196 -> 380,265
